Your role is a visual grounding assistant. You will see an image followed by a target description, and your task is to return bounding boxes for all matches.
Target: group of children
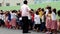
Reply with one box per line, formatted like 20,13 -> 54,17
0,6 -> 60,34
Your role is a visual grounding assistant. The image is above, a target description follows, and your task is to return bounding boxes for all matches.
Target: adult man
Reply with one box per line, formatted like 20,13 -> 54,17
20,0 -> 31,33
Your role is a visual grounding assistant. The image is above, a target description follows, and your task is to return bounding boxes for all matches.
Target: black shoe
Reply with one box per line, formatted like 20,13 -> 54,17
50,32 -> 53,34
23,32 -> 31,33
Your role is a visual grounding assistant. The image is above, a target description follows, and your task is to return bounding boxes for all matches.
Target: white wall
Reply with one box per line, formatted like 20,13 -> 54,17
0,0 -> 21,6
0,0 -> 34,6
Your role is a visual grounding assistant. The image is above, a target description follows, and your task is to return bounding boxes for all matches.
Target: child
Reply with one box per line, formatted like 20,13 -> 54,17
57,10 -> 60,32
0,11 -> 5,27
29,9 -> 34,30
4,11 -> 9,28
51,8 -> 57,34
16,11 -> 22,29
10,10 -> 17,29
34,11 -> 41,32
41,10 -> 46,32
46,9 -> 52,34
4,11 -> 11,29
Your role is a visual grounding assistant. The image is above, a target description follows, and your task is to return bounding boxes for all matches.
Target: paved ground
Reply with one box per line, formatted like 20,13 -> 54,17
0,27 -> 60,34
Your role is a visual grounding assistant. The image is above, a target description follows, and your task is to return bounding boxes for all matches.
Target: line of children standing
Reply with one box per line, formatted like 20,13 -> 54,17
45,6 -> 57,34
0,6 -> 60,34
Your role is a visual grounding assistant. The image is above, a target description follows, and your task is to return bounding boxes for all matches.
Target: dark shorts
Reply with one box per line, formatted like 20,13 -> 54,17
16,20 -> 23,26
0,19 -> 4,25
35,24 -> 40,30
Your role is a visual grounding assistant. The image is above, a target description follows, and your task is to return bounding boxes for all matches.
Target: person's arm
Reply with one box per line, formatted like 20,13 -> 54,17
27,6 -> 31,13
20,6 -> 22,16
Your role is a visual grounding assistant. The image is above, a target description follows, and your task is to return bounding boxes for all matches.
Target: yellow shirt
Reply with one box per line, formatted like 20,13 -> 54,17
39,11 -> 43,19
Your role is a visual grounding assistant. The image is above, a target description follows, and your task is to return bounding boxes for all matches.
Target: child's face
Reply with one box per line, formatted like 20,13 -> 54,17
42,12 -> 44,15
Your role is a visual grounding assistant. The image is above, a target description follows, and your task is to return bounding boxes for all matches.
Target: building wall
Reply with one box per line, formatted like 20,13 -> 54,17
0,0 -> 23,6
0,0 -> 35,6
0,0 -> 59,6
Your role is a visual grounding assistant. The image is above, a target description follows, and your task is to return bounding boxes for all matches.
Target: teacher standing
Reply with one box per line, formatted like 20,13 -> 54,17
20,0 -> 31,33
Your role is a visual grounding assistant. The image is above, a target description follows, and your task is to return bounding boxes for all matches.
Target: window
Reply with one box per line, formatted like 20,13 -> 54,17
0,3 -> 2,6
6,3 -> 10,6
17,3 -> 20,6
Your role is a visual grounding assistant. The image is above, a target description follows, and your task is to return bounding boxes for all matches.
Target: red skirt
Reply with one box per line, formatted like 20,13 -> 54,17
51,20 -> 57,29
5,20 -> 11,28
46,18 -> 52,29
10,18 -> 16,27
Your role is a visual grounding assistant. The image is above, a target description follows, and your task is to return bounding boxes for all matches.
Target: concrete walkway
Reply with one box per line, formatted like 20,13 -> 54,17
0,27 -> 60,34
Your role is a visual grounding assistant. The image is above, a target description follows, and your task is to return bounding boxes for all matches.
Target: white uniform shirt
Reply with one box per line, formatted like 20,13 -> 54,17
11,13 -> 17,19
2,14 -> 5,20
51,12 -> 56,20
20,4 -> 31,17
45,9 -> 49,15
0,14 -> 2,19
34,14 -> 41,24
0,14 -> 5,20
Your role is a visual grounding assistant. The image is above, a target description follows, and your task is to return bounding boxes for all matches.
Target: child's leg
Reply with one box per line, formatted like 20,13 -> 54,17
34,24 -> 37,31
38,24 -> 40,32
54,29 -> 57,34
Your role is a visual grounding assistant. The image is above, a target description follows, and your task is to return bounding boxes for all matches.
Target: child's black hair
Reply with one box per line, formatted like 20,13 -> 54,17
31,9 -> 34,11
58,10 -> 60,16
46,6 -> 51,10
48,9 -> 52,14
36,11 -> 39,15
37,8 -> 41,11
42,8 -> 44,11
53,8 -> 56,14
12,10 -> 17,13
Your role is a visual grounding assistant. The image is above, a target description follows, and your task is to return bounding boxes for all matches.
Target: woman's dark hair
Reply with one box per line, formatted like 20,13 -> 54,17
53,8 -> 56,14
58,10 -> 60,16
24,0 -> 28,4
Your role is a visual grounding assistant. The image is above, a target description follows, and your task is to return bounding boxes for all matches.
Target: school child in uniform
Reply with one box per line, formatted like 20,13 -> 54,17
10,10 -> 17,29
34,11 -> 41,32
0,11 -> 5,27
2,12 -> 5,27
4,11 -> 9,28
16,11 -> 22,29
46,9 -> 52,34
8,11 -> 11,29
57,10 -> 60,32
29,9 -> 34,30
38,8 -> 43,23
38,8 -> 44,31
4,11 -> 11,29
41,11 -> 46,32
51,8 -> 57,34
